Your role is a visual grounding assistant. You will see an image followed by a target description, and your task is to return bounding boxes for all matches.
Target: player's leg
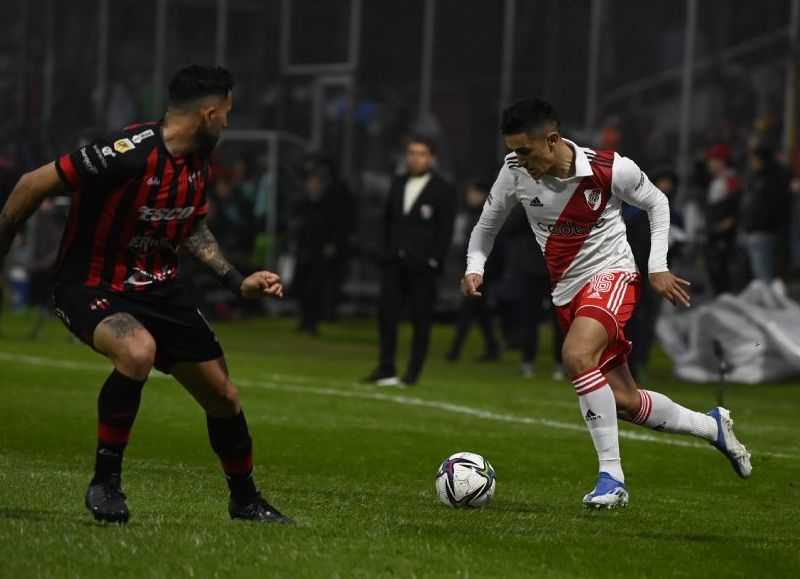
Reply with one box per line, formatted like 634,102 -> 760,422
170,359 -> 292,524
604,363 -> 752,478
561,316 -> 628,508
85,312 -> 157,523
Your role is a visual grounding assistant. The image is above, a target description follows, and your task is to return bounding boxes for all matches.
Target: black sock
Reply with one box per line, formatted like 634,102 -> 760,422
207,411 -> 258,504
92,369 -> 145,485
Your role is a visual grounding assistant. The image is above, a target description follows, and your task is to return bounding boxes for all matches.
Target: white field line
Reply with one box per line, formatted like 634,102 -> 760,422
1,351 -> 797,460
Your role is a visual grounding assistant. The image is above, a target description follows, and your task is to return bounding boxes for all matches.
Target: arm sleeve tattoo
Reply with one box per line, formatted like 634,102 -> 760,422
181,218 -> 235,279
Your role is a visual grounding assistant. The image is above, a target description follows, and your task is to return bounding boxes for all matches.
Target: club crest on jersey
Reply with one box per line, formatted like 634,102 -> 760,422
584,188 -> 602,211
114,138 -> 135,154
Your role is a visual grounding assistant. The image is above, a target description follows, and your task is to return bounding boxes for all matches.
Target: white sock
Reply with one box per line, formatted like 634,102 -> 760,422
633,390 -> 718,442
572,368 -> 624,482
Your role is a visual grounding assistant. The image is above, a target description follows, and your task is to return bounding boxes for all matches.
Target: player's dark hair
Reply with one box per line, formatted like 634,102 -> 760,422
500,98 -> 560,135
168,65 -> 235,108
408,134 -> 437,155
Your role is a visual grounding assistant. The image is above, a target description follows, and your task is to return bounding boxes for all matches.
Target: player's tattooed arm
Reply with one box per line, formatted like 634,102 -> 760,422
181,217 -> 235,279
0,163 -> 63,263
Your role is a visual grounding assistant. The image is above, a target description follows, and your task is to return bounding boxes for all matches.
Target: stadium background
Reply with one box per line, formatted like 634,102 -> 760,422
1,2 -> 799,578
2,0 -> 799,311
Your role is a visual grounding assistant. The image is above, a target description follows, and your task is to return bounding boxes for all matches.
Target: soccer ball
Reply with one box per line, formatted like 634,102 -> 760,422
435,452 -> 495,508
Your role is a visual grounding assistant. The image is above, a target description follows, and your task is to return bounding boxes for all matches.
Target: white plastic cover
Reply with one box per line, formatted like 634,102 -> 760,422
656,280 -> 800,383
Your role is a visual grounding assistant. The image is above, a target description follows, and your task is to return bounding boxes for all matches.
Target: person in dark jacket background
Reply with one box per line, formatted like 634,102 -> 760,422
743,145 -> 791,283
364,135 -> 456,387
290,165 -> 347,335
445,178 -> 500,362
624,169 -> 684,380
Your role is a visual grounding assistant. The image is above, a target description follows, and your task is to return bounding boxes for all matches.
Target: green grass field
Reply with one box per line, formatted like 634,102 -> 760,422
0,309 -> 798,579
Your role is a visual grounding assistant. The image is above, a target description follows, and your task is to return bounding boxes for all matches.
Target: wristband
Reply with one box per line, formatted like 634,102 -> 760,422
222,269 -> 244,296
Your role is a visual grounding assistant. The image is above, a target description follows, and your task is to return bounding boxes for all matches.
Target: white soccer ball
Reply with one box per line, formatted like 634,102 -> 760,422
435,451 -> 496,508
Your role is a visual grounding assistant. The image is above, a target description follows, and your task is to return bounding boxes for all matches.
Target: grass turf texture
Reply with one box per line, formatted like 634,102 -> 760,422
0,310 -> 798,579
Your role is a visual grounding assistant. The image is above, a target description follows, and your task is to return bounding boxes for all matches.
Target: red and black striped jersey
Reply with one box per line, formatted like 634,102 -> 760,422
54,121 -> 211,293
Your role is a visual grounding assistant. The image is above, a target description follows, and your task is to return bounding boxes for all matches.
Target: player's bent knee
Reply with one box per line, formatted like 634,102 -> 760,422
117,336 -> 157,379
561,347 -> 601,377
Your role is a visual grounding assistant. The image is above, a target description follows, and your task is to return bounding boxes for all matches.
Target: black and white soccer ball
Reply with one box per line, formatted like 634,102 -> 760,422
435,451 -> 496,508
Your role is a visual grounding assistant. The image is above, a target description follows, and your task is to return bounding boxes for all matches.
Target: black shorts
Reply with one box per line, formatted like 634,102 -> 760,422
52,282 -> 224,373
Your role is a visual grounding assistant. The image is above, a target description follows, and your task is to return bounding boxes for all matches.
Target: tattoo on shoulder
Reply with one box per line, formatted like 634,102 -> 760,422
100,314 -> 145,339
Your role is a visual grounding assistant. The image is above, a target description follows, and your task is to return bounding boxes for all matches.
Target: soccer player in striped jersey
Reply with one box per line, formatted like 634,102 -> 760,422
462,98 -> 752,509
0,65 -> 291,524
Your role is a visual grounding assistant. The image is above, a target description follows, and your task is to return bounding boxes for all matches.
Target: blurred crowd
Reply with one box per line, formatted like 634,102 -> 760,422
1,101 -> 800,380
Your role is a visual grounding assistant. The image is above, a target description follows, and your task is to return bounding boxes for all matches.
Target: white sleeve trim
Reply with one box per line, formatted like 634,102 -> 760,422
611,154 -> 670,273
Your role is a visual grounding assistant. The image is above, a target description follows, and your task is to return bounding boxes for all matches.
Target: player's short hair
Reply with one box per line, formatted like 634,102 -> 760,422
168,65 -> 235,108
500,98 -> 560,135
408,134 -> 437,155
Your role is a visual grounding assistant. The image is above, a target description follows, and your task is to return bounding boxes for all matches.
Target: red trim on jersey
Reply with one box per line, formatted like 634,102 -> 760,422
56,154 -> 81,189
123,121 -> 158,131
110,148 -> 160,291
146,162 -> 177,290
164,158 -> 190,242
544,151 -> 615,287
86,180 -> 133,287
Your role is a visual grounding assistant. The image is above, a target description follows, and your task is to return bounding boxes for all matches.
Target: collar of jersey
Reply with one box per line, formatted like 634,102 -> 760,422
542,138 -> 593,183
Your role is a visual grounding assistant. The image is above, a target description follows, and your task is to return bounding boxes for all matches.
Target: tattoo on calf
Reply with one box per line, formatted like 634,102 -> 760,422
100,314 -> 145,339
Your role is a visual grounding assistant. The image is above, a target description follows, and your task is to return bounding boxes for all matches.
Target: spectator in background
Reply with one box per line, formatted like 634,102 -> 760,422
207,178 -> 255,272
743,145 -> 790,283
289,165 -> 347,335
502,204 -> 564,379
704,145 -> 740,295
363,135 -> 456,387
445,178 -> 500,362
26,196 -> 67,338
624,169 -> 684,381
309,155 -> 357,321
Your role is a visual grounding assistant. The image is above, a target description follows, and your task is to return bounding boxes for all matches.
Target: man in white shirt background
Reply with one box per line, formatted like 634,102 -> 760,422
461,98 -> 751,509
364,136 -> 456,387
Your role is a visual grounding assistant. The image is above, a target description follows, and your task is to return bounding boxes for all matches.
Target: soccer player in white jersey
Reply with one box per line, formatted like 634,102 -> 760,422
462,98 -> 752,509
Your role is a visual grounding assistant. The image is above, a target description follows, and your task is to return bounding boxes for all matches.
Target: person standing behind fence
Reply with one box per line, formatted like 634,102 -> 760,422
743,145 -> 790,283
445,178 -> 500,362
363,135 -> 456,387
624,170 -> 684,380
704,145 -> 740,295
501,203 -> 566,379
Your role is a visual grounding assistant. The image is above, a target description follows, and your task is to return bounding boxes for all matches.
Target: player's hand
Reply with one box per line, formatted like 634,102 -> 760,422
241,270 -> 283,299
460,273 -> 484,299
649,271 -> 691,307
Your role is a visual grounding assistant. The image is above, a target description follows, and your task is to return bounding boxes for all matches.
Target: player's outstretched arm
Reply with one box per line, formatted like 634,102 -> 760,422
649,271 -> 691,308
0,163 -> 63,266
182,218 -> 283,299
